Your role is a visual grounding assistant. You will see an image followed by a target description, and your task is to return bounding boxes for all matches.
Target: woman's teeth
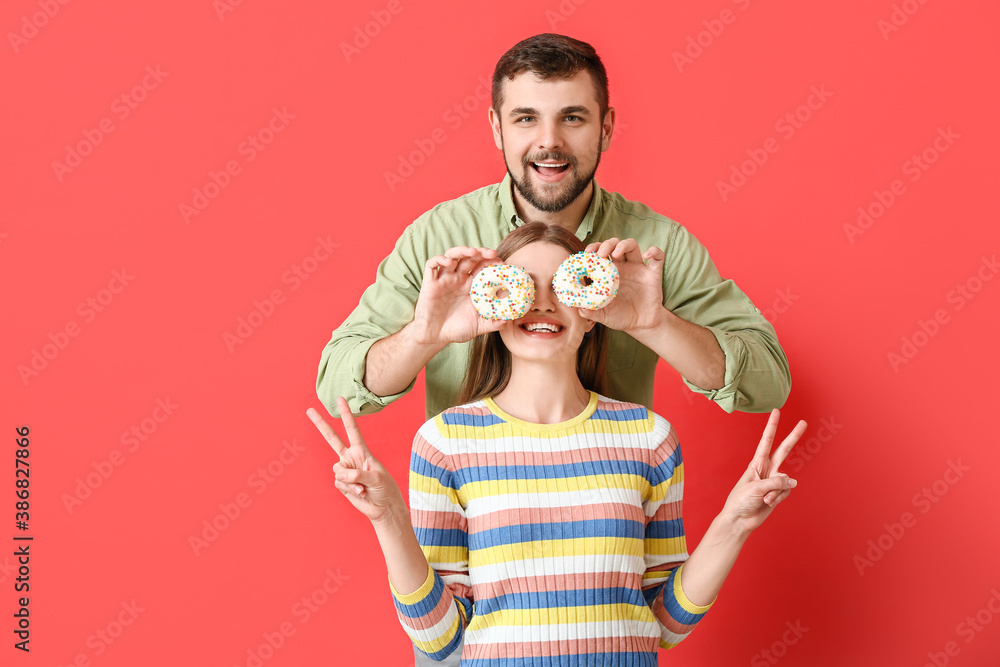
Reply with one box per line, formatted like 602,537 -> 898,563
522,323 -> 563,333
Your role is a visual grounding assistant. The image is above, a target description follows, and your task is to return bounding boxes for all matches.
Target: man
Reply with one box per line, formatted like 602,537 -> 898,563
316,33 -> 791,663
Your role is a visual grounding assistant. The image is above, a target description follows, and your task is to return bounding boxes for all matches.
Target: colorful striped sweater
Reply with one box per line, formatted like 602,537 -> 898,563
388,392 -> 714,665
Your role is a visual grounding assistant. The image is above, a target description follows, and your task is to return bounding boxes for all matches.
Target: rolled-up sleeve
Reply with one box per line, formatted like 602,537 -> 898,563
663,224 -> 791,413
315,225 -> 424,417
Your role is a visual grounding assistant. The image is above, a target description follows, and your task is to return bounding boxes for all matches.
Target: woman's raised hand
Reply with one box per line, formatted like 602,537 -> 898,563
306,397 -> 404,523
721,409 -> 807,534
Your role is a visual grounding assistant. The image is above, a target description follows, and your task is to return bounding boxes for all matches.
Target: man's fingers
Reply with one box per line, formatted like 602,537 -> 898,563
611,238 -> 642,262
584,242 -> 601,253
594,237 -> 621,258
306,407 -> 347,458
336,397 -> 371,459
643,246 -> 665,273
424,255 -> 455,274
770,420 -> 808,471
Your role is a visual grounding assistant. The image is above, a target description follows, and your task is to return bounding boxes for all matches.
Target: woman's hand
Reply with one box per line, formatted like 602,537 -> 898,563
720,409 -> 807,535
306,397 -> 404,524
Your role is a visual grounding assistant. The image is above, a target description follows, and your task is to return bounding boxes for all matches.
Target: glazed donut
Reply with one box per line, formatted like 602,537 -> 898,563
469,264 -> 536,320
552,252 -> 619,310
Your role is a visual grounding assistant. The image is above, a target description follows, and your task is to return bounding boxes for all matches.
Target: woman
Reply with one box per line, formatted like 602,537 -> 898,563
307,222 -> 806,664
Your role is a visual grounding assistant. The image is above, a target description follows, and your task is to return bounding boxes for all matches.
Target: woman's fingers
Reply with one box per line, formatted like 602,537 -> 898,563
769,419 -> 808,471
752,409 -> 781,462
336,397 -> 372,459
757,474 -> 797,505
306,407 -> 347,459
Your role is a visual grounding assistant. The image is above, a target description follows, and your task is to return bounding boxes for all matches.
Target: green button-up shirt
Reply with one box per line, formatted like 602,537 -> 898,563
317,174 -> 790,420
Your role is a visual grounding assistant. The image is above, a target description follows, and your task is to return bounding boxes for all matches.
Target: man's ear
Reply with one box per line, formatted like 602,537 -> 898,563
489,107 -> 503,150
601,107 -> 616,152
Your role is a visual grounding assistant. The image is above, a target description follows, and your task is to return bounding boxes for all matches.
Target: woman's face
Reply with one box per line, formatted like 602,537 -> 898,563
498,241 -> 596,364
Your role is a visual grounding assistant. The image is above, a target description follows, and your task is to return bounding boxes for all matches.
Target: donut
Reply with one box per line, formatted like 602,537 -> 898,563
551,252 -> 619,310
469,264 -> 536,320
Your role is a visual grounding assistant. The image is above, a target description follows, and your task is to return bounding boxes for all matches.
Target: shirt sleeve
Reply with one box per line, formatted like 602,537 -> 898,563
388,422 -> 473,661
641,423 -> 714,649
662,223 -> 791,413
315,224 -> 426,418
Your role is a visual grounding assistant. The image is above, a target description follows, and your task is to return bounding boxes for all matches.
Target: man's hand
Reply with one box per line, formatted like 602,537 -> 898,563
580,238 -> 666,334
411,246 -> 507,346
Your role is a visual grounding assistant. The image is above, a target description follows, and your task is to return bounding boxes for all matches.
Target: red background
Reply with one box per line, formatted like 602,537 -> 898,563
3,0 -> 999,665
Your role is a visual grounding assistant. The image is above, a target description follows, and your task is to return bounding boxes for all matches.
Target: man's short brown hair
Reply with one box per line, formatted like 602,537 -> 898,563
491,34 -> 610,119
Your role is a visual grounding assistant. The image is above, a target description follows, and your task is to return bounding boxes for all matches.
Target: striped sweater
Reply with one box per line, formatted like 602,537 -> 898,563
389,392 -> 713,665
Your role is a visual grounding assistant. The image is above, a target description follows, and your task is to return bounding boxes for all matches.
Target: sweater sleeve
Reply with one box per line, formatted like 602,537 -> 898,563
388,421 -> 473,661
640,421 -> 714,649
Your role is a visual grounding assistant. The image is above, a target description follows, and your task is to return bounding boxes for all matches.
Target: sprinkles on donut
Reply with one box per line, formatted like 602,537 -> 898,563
470,264 -> 536,320
551,251 -> 619,310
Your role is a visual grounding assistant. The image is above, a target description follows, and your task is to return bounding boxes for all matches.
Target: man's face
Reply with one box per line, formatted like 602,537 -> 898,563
490,70 -> 613,214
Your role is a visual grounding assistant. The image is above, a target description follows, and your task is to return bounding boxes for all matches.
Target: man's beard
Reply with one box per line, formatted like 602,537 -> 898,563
504,136 -> 601,213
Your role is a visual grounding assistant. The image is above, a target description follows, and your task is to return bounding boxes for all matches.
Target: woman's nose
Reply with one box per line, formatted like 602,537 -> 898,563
531,279 -> 557,311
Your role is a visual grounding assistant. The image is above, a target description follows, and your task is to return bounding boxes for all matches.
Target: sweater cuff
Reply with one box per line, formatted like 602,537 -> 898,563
388,562 -> 436,605
672,563 -> 716,614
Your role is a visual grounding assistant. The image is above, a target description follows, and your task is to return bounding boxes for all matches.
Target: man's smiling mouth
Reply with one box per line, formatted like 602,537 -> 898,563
531,162 -> 570,176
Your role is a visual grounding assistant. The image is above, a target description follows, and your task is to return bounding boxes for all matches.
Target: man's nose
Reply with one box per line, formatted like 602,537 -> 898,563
535,120 -> 564,151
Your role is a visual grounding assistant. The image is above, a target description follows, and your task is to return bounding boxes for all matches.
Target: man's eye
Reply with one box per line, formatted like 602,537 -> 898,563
565,116 -> 582,122
516,116 -> 534,123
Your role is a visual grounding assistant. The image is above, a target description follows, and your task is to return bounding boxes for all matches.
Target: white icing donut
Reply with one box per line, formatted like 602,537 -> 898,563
551,252 -> 619,310
470,264 -> 535,320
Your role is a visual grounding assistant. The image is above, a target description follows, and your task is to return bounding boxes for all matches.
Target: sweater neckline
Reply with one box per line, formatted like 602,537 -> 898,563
483,391 -> 599,432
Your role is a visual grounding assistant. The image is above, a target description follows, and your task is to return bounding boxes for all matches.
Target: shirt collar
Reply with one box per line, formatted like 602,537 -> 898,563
498,172 -> 604,242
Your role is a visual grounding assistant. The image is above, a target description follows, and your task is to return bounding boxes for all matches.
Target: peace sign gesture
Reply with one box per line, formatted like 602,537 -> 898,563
306,397 -> 404,524
720,409 -> 808,534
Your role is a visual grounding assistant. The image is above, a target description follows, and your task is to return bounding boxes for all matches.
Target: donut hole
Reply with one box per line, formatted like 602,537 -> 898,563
495,287 -> 510,299
579,276 -> 594,288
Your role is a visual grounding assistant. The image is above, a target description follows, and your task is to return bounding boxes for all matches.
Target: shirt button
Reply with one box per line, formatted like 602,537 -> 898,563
755,308 -> 762,314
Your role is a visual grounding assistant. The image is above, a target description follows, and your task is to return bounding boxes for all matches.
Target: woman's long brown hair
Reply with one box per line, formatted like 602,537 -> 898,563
457,222 -> 609,405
